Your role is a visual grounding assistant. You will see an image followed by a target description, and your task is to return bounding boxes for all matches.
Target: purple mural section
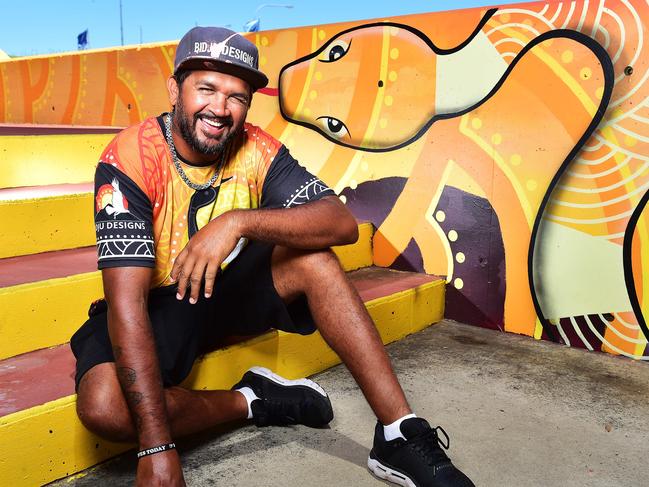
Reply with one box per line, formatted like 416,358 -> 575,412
341,179 -> 506,330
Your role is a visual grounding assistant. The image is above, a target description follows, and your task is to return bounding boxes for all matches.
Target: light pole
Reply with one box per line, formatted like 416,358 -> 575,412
119,0 -> 124,45
243,3 -> 294,32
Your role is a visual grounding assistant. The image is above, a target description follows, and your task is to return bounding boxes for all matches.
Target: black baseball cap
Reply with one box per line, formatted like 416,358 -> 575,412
174,26 -> 269,91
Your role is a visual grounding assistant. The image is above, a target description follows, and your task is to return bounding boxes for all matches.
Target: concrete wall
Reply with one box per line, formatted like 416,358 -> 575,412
1,0 -> 647,360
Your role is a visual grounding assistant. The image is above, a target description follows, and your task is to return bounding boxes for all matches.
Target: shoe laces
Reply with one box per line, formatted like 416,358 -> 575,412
408,425 -> 451,468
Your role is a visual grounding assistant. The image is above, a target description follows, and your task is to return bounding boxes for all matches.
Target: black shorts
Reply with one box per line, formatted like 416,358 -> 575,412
70,241 -> 316,390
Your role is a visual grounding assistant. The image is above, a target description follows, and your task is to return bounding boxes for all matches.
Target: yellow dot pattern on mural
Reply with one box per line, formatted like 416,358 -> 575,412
510,154 -> 522,166
304,107 -> 312,117
471,117 -> 482,130
261,36 -> 269,47
526,180 -> 538,191
492,133 -> 502,145
435,210 -> 446,223
379,118 -> 388,128
448,230 -> 458,242
580,67 -> 592,80
385,95 -> 393,106
318,30 -> 326,41
456,252 -> 466,264
390,48 -> 399,60
309,90 -> 317,100
454,278 -> 464,290
561,50 -> 573,64
389,71 -> 398,82
624,135 -> 637,147
315,71 -> 323,81
260,56 -> 267,66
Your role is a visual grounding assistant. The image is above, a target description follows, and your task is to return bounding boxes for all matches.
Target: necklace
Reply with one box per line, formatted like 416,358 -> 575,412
164,113 -> 223,191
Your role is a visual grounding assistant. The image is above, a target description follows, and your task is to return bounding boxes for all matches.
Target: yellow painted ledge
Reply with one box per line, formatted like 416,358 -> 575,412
0,272 -> 104,361
0,192 -> 95,259
0,277 -> 444,486
0,134 -> 113,188
0,223 -> 374,360
332,221 -> 373,272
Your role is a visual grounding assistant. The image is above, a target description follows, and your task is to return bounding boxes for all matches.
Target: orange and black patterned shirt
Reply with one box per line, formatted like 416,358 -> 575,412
94,114 -> 334,288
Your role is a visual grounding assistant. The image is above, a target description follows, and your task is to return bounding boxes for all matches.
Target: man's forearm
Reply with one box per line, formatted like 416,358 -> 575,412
103,267 -> 172,449
108,304 -> 171,448
234,196 -> 358,249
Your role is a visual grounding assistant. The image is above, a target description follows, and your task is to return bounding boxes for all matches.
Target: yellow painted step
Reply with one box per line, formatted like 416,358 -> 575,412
0,134 -> 113,187
0,222 -> 374,360
0,184 -> 95,258
0,269 -> 444,486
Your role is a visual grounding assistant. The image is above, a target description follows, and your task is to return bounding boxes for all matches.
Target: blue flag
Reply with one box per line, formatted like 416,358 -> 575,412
243,18 -> 260,32
77,30 -> 88,50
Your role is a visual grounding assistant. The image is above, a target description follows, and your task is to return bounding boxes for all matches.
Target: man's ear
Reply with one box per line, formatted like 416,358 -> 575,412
167,76 -> 179,107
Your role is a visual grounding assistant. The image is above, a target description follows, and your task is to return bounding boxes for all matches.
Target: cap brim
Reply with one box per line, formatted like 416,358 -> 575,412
175,57 -> 269,91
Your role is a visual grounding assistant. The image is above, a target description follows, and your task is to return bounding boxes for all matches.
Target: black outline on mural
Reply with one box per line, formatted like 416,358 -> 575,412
278,9 -> 497,152
280,17 -> 620,341
622,189 -> 649,341
528,33 -> 615,343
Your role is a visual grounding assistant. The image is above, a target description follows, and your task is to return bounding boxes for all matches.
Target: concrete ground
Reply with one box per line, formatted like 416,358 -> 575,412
52,320 -> 649,487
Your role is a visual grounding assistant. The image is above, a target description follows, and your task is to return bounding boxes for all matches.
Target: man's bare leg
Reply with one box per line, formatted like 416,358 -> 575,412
76,363 -> 248,442
77,246 -> 409,441
270,246 -> 412,425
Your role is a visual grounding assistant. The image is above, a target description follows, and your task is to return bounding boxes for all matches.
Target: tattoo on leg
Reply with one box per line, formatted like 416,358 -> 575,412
117,367 -> 137,387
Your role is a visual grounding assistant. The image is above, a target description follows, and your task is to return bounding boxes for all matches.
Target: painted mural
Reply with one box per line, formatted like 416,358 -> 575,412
0,0 -> 647,360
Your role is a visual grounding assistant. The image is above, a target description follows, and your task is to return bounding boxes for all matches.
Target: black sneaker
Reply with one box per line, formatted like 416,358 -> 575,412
368,417 -> 475,487
232,366 -> 334,427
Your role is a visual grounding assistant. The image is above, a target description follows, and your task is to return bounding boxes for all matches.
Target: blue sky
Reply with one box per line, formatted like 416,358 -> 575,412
1,0 -> 525,57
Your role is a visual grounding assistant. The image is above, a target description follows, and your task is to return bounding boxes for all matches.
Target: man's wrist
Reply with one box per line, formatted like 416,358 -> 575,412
137,442 -> 176,459
229,208 -> 251,239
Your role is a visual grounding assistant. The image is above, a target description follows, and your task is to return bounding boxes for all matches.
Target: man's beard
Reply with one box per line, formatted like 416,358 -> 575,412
173,96 -> 241,157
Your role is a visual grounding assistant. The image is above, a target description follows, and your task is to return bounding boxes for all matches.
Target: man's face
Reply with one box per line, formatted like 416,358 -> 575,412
171,70 -> 251,158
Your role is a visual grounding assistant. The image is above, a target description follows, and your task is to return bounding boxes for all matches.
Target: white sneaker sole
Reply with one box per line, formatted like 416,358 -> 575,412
247,366 -> 328,397
367,456 -> 416,487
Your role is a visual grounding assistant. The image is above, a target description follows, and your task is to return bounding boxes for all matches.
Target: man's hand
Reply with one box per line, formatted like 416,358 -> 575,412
170,211 -> 241,303
136,450 -> 186,487
171,197 -> 358,305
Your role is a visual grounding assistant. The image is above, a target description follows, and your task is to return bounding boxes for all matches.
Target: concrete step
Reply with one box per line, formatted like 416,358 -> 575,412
0,222 -> 374,360
0,266 -> 445,486
0,133 -> 115,188
0,183 -> 94,258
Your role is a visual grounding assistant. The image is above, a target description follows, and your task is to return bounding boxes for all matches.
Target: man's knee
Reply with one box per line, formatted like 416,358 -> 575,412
76,363 -> 133,442
272,247 -> 343,297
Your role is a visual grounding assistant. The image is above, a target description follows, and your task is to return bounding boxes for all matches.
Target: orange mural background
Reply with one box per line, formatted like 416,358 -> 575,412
1,0 -> 647,360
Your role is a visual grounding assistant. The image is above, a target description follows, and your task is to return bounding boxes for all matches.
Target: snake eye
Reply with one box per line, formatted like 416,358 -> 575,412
317,116 -> 351,139
319,39 -> 351,63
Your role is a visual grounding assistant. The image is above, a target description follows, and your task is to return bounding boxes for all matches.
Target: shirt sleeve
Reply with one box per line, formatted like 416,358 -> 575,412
94,162 -> 155,269
260,145 -> 336,209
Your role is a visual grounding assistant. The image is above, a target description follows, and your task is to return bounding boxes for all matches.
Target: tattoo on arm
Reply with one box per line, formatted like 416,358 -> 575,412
126,391 -> 144,406
112,345 -> 123,360
117,366 -> 137,387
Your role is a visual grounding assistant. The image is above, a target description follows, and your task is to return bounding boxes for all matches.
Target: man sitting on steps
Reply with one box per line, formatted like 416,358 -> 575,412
70,25 -> 474,487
